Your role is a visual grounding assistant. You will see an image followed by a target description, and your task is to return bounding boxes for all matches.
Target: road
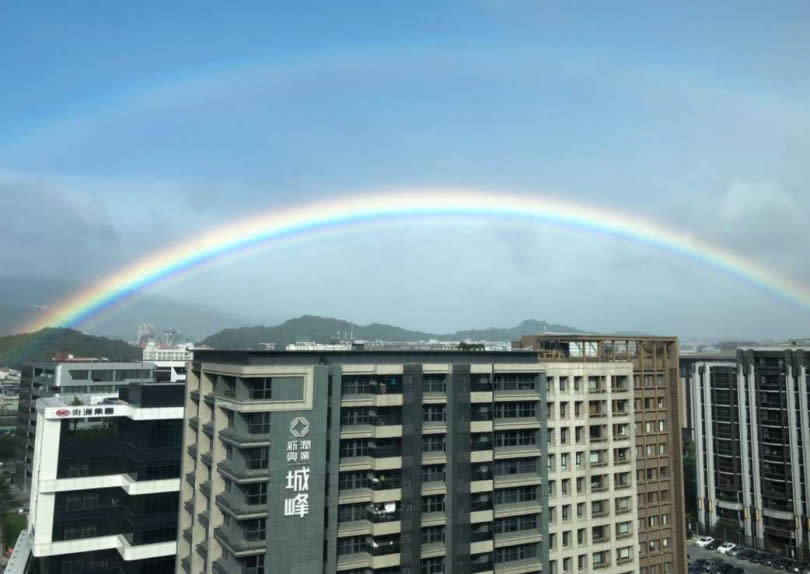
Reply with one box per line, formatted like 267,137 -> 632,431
688,542 -> 795,574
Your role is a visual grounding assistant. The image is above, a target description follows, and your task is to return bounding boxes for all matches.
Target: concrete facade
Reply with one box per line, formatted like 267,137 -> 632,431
690,347 -> 810,558
545,362 -> 640,574
177,350 -> 549,574
514,334 -> 686,574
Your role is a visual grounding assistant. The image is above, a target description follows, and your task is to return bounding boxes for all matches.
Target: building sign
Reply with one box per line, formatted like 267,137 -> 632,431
284,416 -> 312,518
51,406 -> 117,419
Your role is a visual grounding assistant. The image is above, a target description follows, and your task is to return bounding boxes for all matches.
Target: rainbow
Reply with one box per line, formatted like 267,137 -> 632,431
20,188 -> 810,333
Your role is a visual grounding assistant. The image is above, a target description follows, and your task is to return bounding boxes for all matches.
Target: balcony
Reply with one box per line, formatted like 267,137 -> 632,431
200,480 -> 211,498
219,428 -> 271,448
217,459 -> 269,483
216,493 -> 268,519
202,422 -> 215,437
215,526 -> 266,556
189,416 -> 199,430
201,452 -> 212,467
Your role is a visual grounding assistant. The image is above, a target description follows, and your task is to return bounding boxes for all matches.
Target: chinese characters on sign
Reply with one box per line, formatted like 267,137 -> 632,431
54,406 -> 116,418
284,416 -> 311,518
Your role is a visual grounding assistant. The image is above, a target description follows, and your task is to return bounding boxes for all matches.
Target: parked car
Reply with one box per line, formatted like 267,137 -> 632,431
749,551 -> 768,564
716,563 -> 735,573
789,561 -> 809,573
729,568 -> 745,574
689,559 -> 707,573
760,554 -> 776,567
696,536 -> 716,548
737,549 -> 755,561
718,542 -> 737,555
773,558 -> 793,570
707,540 -> 722,551
704,559 -> 726,573
727,546 -> 745,557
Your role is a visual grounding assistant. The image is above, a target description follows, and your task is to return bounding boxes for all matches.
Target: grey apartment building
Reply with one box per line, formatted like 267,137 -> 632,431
690,347 -> 810,558
514,335 -> 686,574
177,350 -> 549,574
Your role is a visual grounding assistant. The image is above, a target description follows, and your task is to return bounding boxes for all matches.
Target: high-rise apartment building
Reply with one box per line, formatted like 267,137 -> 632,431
514,335 -> 686,574
178,350 -> 549,574
545,362 -> 640,574
690,347 -> 810,557
15,362 -> 160,493
20,382 -> 185,574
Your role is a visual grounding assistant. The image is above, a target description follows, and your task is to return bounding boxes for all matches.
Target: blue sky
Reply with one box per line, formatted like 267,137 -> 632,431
1,2 -> 809,338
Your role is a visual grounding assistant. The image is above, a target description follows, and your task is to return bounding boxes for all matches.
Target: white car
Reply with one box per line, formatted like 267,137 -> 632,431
695,536 -> 715,548
717,542 -> 736,554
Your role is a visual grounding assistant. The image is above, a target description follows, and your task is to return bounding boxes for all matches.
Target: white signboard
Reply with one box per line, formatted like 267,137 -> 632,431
284,416 -> 311,519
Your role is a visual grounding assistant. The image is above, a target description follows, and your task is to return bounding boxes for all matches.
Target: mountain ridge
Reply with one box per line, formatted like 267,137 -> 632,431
0,328 -> 142,368
200,315 -> 585,349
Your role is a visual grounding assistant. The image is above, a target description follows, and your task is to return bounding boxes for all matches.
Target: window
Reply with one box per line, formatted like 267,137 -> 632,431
247,413 -> 271,434
494,515 -> 537,533
423,375 -> 447,394
494,430 -> 536,448
243,518 -> 266,541
495,543 -> 537,563
341,408 -> 371,426
421,526 -> 445,544
422,557 -> 444,574
340,439 -> 369,458
245,448 -> 269,470
247,377 -> 272,400
494,402 -> 536,419
342,377 -> 373,395
422,464 -> 446,483
339,471 -> 369,491
245,483 -> 267,505
422,495 -> 445,514
658,420 -> 665,432
423,435 -> 446,453
494,458 -> 536,476
338,503 -> 367,523
495,486 -> 537,505
423,405 -> 446,422
337,535 -> 366,556
493,374 -> 536,391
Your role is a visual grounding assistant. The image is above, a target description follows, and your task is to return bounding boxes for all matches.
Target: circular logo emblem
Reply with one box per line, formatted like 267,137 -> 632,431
55,409 -> 71,417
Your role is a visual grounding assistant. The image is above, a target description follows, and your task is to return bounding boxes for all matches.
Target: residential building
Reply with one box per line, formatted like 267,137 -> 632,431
513,335 -> 686,574
22,382 -> 185,574
545,362 -> 640,574
690,347 -> 810,558
142,343 -> 192,383
15,362 -> 160,494
178,349 -> 549,574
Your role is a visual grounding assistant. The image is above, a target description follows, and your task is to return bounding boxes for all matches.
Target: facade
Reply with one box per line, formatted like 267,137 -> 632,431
24,383 -> 185,574
545,362 -> 640,574
15,362 -> 159,493
178,350 -> 549,574
690,347 -> 810,557
514,335 -> 686,574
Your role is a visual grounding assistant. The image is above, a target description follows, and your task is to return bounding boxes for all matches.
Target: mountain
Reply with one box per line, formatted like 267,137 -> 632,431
201,315 -> 584,349
0,276 -> 250,341
0,328 -> 142,368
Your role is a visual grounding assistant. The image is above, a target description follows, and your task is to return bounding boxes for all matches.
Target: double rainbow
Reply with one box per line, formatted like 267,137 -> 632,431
20,189 -> 810,333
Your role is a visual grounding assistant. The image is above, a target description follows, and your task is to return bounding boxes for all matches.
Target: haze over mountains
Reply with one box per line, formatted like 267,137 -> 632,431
0,277 -> 251,340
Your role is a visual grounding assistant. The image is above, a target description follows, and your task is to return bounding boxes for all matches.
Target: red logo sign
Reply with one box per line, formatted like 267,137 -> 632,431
55,409 -> 71,417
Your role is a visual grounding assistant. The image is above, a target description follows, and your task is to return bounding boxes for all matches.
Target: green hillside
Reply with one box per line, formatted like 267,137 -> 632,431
201,315 -> 584,349
0,328 -> 141,368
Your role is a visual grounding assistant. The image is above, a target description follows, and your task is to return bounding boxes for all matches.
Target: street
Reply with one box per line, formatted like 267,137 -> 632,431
688,542 -> 794,574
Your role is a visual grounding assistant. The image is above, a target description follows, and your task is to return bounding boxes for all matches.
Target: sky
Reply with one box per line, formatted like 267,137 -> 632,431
1,2 -> 809,339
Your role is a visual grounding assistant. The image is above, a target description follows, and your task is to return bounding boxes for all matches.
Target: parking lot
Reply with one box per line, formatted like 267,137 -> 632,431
689,541 -> 804,574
